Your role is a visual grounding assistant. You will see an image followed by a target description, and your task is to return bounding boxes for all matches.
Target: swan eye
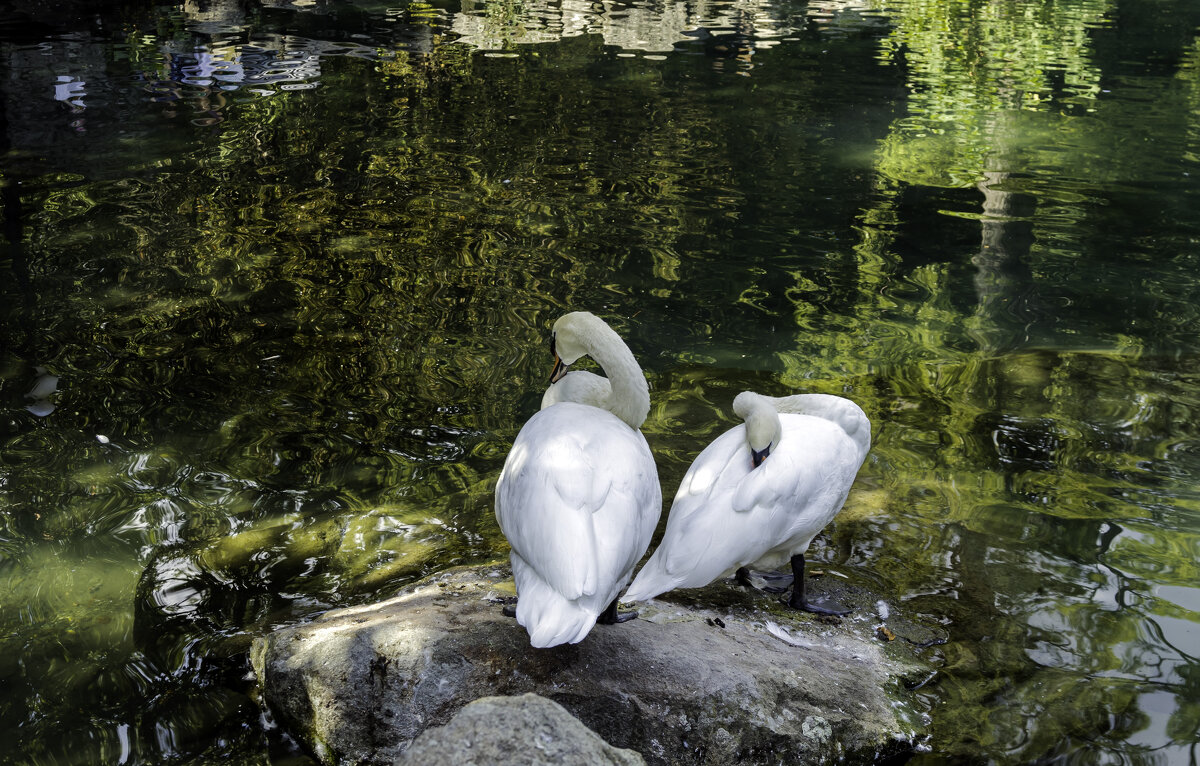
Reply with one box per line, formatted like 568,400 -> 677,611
550,333 -> 557,358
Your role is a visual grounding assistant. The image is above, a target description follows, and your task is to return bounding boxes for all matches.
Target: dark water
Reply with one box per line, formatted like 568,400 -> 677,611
2,0 -> 1199,763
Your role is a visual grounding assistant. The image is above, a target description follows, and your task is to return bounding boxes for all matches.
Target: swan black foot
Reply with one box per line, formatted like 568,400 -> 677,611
787,593 -> 851,615
597,597 -> 637,625
783,553 -> 851,616
761,570 -> 794,594
737,566 -> 793,593
735,566 -> 753,588
760,570 -> 794,582
497,596 -> 518,618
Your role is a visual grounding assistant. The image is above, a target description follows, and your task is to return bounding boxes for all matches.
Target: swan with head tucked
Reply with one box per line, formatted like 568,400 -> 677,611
495,312 -> 662,648
623,391 -> 869,613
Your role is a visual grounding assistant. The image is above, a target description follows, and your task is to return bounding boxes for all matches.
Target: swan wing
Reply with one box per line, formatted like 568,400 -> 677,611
739,415 -> 865,558
655,426 -> 751,578
661,426 -> 743,526
730,413 -> 862,511
730,452 -> 802,514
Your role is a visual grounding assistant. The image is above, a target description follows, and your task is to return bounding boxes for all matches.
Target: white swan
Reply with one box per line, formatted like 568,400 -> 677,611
623,391 -> 870,613
495,312 -> 662,647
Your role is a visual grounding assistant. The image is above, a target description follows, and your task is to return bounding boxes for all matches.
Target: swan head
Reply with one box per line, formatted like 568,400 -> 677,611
733,391 -> 781,468
549,311 -> 610,382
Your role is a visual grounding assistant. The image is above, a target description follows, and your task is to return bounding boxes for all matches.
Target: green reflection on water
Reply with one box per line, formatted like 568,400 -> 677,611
2,0 -> 1200,763
869,0 -> 1112,187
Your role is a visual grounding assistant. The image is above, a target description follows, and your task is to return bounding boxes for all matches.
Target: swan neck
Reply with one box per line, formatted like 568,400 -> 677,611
589,334 -> 649,429
740,398 -> 782,454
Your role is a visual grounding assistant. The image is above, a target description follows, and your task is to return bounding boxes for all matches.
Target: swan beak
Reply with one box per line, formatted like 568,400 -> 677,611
751,445 -> 770,468
550,356 -> 570,383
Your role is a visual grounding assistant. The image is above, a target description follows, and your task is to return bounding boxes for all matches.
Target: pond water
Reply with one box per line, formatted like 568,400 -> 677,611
2,0 -> 1199,763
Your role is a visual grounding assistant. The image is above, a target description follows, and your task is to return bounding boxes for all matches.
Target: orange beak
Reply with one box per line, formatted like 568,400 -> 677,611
550,356 -> 569,383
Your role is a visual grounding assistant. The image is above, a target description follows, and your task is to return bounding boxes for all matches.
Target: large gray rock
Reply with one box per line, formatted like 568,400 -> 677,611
251,564 -> 932,766
399,693 -> 645,765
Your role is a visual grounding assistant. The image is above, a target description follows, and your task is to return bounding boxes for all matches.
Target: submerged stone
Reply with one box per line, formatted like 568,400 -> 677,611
251,564 -> 934,766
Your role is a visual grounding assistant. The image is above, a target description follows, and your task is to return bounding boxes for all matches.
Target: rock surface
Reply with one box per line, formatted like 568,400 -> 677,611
398,693 -> 645,765
251,564 -> 933,766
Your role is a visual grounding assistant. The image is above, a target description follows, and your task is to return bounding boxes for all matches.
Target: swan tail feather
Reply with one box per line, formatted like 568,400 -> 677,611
512,556 -> 600,647
623,558 -> 677,602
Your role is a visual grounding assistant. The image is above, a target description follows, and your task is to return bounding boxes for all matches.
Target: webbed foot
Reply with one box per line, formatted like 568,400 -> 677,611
759,570 -> 794,581
783,553 -> 852,616
597,597 -> 637,625
737,566 -> 794,592
786,593 -> 852,615
735,566 -> 753,588
496,596 -> 518,618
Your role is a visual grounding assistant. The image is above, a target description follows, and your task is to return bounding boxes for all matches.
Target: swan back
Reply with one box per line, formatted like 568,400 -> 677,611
550,312 -> 649,429
756,392 -> 871,460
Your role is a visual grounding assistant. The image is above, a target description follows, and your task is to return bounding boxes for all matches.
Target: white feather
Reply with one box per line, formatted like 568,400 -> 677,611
624,392 -> 869,602
540,370 -> 611,411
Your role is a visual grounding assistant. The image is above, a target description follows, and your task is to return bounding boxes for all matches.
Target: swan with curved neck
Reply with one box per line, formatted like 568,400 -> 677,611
495,312 -> 661,647
542,311 -> 650,429
624,390 -> 869,613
